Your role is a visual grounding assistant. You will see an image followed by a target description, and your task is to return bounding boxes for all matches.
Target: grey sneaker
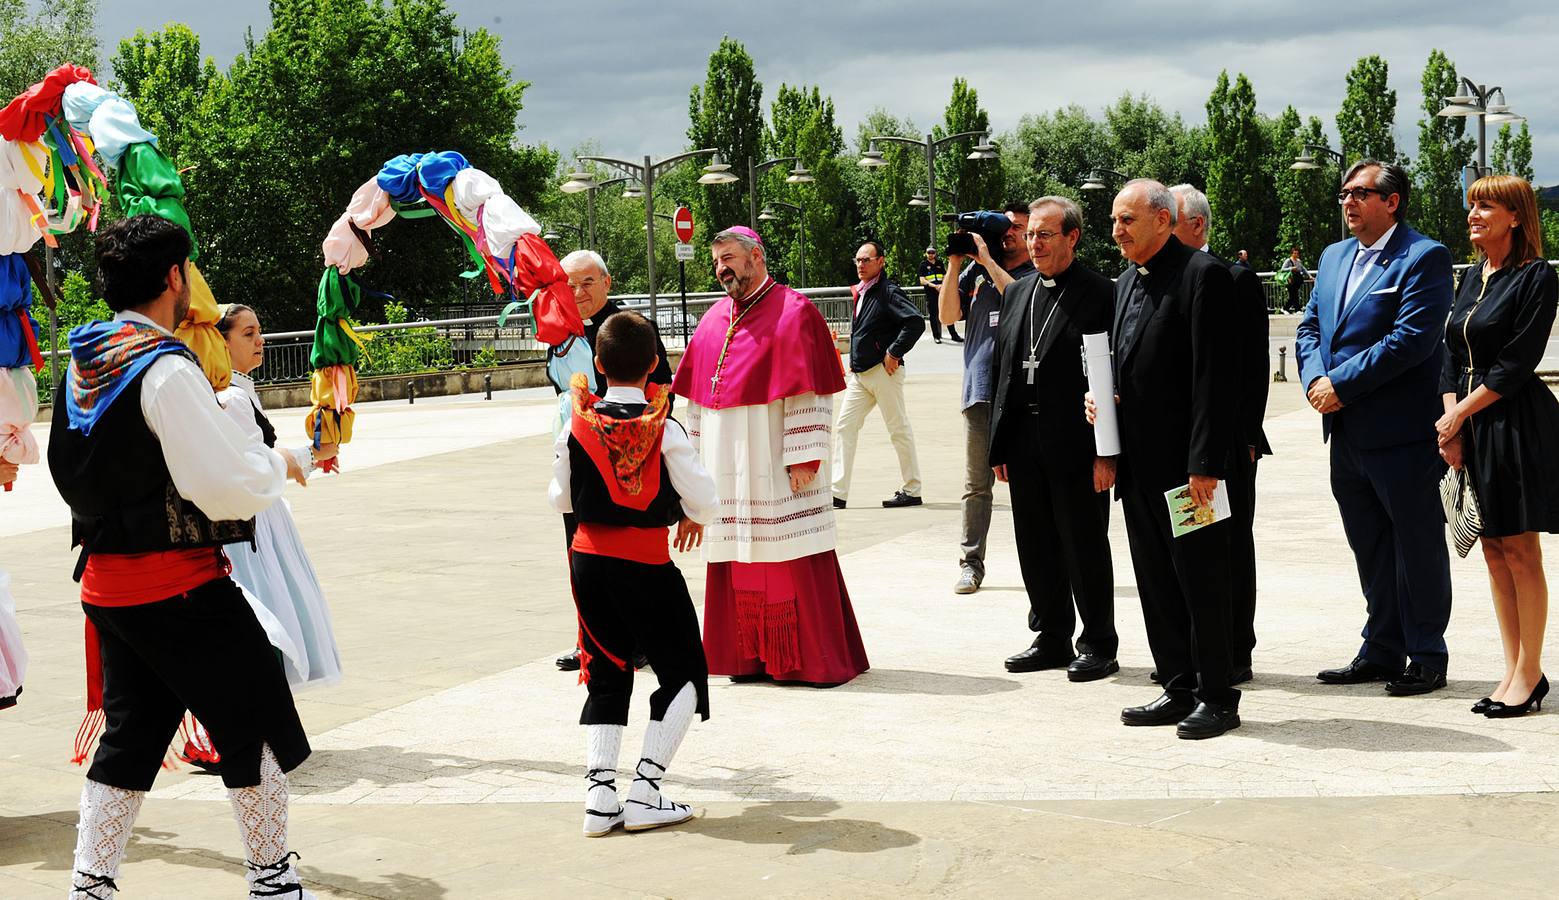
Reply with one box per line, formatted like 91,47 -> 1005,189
954,569 -> 981,594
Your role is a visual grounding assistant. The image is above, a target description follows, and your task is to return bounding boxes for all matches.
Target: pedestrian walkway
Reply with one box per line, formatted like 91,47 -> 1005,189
2,368 -> 1557,898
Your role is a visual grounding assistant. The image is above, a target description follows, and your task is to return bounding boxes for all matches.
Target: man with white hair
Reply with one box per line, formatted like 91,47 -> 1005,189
554,248 -> 671,673
1169,184 -> 1270,685
672,226 -> 869,687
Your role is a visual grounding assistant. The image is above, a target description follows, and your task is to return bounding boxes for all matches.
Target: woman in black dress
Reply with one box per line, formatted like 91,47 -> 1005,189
1436,174 -> 1559,718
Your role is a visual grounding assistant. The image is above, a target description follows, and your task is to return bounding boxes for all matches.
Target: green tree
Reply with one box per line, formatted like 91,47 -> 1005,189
107,24 -> 217,165
1205,72 -> 1271,259
1336,55 -> 1397,164
1001,104 -> 1115,271
686,36 -> 763,251
1273,111 -> 1340,267
762,84 -> 855,287
1411,50 -> 1474,254
933,78 -> 1002,217
1491,123 -> 1535,182
0,0 -> 97,100
852,109 -> 922,283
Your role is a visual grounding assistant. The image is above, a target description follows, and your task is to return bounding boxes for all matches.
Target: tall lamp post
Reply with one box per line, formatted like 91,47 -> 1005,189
747,156 -> 814,228
557,172 -> 632,252
860,130 -> 997,251
757,201 -> 807,287
562,149 -> 737,320
1437,77 -> 1523,184
542,222 -> 585,250
1290,144 -> 1349,239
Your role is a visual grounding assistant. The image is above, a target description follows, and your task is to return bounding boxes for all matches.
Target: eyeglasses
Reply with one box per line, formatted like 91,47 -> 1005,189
853,256 -> 880,264
566,278 -> 600,290
1337,187 -> 1387,204
1026,230 -> 1065,242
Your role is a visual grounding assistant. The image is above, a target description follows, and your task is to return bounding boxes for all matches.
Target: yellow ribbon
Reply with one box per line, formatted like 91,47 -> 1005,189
337,317 -> 370,349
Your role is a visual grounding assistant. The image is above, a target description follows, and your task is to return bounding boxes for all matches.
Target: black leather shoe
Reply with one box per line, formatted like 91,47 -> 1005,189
1176,702 -> 1241,739
1230,667 -> 1253,686
556,648 -> 581,671
1316,656 -> 1398,685
1384,663 -> 1446,696
1067,654 -> 1119,682
882,491 -> 923,508
633,652 -> 649,670
1471,696 -> 1494,714
1005,641 -> 1075,673
1121,692 -> 1195,726
833,497 -> 847,509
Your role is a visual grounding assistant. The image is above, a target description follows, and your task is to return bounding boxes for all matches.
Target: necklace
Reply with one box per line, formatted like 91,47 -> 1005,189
710,276 -> 776,396
1022,275 -> 1066,385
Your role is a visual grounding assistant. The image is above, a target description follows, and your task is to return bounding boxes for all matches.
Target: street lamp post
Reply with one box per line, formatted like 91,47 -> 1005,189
757,201 -> 807,288
563,149 -> 736,320
558,172 -> 632,252
860,130 -> 997,253
542,222 -> 585,249
1079,167 -> 1130,192
746,156 -> 814,228
1438,77 -> 1524,185
1290,144 -> 1349,240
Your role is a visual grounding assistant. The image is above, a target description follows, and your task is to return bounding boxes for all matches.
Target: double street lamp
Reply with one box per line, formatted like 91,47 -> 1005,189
757,201 -> 807,288
556,173 -> 632,251
542,222 -> 585,249
1437,77 -> 1524,185
561,149 -> 736,319
1290,144 -> 1349,240
747,156 -> 813,228
860,130 -> 998,251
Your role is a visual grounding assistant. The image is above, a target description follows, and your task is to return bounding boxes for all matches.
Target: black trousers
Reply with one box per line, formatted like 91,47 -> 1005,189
1226,454 -> 1259,669
1120,480 -> 1239,707
922,291 -> 942,340
82,576 -> 310,790
1005,418 -> 1116,657
572,551 -> 709,726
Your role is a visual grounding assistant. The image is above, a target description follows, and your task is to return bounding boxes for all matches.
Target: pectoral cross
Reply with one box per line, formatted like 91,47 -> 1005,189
1022,353 -> 1040,384
710,373 -> 720,392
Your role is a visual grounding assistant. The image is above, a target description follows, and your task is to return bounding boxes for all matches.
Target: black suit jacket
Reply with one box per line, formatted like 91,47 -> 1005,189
849,278 -> 924,373
1111,237 -> 1239,492
580,300 -> 674,395
988,264 -> 1114,467
1211,252 -> 1272,458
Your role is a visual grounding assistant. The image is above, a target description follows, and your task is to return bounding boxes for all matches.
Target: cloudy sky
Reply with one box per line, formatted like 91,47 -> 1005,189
97,1 -> 1555,183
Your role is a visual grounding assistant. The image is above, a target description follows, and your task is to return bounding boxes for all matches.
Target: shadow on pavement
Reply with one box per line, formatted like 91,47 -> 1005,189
0,809 -> 445,899
1239,717 -> 1512,753
691,800 -> 921,855
833,668 -> 1022,696
1243,673 -> 1495,699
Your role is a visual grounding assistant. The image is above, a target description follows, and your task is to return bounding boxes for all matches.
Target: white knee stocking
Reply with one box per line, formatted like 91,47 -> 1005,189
626,683 -> 697,809
70,780 -> 144,899
228,744 -> 308,897
583,724 -> 624,835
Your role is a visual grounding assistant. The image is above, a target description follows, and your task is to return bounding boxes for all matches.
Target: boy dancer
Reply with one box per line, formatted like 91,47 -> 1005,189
547,312 -> 717,837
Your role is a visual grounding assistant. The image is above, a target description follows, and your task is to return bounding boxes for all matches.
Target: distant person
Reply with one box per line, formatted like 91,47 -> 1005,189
1437,175 -> 1559,718
1235,249 -> 1252,269
1280,247 -> 1310,312
916,247 -> 955,343
937,203 -> 1035,594
1296,160 -> 1455,697
988,196 -> 1117,681
1170,184 -> 1269,684
833,241 -> 925,509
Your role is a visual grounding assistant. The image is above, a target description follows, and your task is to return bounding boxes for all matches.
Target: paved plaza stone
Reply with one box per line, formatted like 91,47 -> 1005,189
3,339 -> 1559,897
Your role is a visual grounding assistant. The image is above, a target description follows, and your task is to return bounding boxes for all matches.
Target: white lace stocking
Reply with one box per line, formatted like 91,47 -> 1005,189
627,683 -> 697,808
228,744 -> 290,871
70,779 -> 145,898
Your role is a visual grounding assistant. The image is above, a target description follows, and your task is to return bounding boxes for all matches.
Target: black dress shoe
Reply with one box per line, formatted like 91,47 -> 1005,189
1149,670 -> 1161,685
1316,656 -> 1398,685
1067,654 -> 1119,683
1230,667 -> 1253,686
833,497 -> 847,509
882,491 -> 923,508
633,652 -> 649,670
1176,702 -> 1241,739
729,672 -> 773,684
1384,663 -> 1446,696
1471,697 -> 1494,714
1121,692 -> 1195,726
1005,642 -> 1076,673
557,648 -> 581,671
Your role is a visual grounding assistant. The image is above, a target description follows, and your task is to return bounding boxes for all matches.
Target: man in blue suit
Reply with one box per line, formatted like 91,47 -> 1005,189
1295,159 -> 1455,696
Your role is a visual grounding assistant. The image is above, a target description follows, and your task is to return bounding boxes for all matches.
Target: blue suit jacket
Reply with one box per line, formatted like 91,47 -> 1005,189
1294,224 -> 1454,449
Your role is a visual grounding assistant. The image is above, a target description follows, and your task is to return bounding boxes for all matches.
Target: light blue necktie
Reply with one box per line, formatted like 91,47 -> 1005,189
1341,247 -> 1379,318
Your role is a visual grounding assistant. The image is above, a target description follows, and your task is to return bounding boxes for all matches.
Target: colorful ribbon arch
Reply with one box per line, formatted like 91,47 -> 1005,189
313,150 -> 585,461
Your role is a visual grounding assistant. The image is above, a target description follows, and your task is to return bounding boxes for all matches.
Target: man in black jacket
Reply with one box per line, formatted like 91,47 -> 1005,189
1097,179 -> 1242,739
989,197 -> 1119,681
1169,185 -> 1270,684
832,241 -> 926,509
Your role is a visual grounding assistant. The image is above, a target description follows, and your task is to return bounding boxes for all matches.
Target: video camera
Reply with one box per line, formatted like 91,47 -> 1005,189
943,210 -> 1013,258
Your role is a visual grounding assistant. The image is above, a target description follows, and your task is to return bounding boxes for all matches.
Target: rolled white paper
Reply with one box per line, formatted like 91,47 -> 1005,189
1082,332 -> 1120,457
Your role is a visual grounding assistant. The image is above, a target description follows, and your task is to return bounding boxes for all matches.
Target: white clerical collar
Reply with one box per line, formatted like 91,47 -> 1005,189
602,385 -> 647,404
735,275 -> 776,305
114,309 -> 174,336
1360,223 -> 1397,253
1199,243 -> 1211,253
1039,276 -> 1057,288
1136,265 -> 1150,276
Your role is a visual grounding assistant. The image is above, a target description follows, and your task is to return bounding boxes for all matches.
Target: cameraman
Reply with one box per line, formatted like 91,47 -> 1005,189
937,202 -> 1034,594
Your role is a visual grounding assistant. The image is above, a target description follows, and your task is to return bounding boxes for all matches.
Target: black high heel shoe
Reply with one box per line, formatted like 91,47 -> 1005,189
1471,697 -> 1494,714
1485,675 -> 1549,718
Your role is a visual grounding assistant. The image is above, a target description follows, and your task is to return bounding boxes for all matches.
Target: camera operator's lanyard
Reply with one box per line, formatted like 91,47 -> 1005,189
1024,276 -> 1064,385
710,275 -> 776,397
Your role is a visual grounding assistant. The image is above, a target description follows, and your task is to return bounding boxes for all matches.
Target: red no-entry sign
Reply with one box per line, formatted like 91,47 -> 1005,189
673,206 -> 695,243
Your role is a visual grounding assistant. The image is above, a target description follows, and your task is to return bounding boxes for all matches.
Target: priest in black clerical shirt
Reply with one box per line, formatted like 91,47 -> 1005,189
1097,180 -> 1242,740
988,197 -> 1119,683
